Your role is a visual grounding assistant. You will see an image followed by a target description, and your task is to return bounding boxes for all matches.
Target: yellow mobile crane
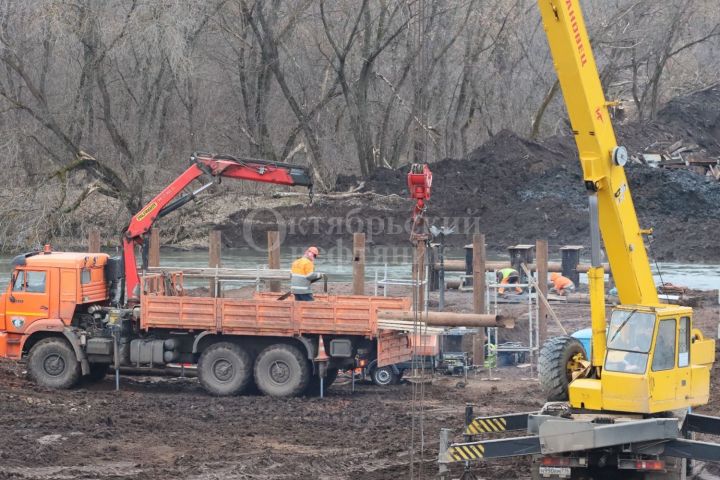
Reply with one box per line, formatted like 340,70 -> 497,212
439,1 -> 720,478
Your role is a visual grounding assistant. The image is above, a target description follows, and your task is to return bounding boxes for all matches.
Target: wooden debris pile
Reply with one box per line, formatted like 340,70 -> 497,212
632,140 -> 720,180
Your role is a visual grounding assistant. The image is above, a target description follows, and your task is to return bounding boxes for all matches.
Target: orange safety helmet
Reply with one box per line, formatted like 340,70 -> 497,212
550,272 -> 560,280
305,246 -> 320,258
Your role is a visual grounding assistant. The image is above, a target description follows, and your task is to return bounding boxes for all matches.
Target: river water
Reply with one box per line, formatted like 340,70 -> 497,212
1,247 -> 718,291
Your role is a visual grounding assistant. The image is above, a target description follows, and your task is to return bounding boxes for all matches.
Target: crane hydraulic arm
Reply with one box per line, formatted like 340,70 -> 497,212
122,153 -> 313,303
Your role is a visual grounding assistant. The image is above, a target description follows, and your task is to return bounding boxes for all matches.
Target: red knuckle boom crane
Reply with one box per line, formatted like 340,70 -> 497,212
122,152 -> 313,303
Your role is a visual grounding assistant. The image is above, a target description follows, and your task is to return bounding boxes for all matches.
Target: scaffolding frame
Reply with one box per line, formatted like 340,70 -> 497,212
485,270 -> 540,372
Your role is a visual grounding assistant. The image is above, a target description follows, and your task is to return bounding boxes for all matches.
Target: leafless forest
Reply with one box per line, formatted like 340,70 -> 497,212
0,0 -> 718,251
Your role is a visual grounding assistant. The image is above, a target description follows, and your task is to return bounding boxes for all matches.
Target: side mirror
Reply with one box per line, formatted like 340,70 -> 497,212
9,270 -> 18,302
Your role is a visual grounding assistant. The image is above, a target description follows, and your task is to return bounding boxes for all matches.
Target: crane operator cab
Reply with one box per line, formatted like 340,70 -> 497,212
568,305 -> 715,414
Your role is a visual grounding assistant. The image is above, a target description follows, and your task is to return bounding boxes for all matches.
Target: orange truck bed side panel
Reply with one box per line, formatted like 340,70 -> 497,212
141,295 -> 216,330
141,292 -> 411,345
377,330 -> 412,367
222,301 -> 296,335
409,334 -> 440,356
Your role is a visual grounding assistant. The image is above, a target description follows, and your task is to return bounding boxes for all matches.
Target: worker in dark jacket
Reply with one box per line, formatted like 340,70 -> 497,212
291,247 -> 323,301
497,268 -> 522,294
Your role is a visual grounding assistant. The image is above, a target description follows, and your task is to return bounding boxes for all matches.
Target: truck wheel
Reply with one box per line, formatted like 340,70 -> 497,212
372,366 -> 398,386
254,344 -> 310,397
84,364 -> 109,383
28,338 -> 81,389
305,368 -> 339,395
198,342 -> 252,396
538,336 -> 588,401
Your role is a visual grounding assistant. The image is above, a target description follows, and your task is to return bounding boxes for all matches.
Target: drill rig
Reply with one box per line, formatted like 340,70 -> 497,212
438,1 -> 720,478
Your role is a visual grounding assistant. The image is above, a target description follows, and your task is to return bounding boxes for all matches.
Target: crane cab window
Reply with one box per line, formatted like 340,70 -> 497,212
12,270 -> 47,293
651,319 -> 676,371
678,317 -> 690,367
604,310 -> 656,374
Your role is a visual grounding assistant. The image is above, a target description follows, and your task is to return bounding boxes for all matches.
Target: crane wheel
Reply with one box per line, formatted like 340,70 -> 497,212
538,336 -> 588,401
198,342 -> 252,396
28,338 -> 81,389
254,344 -> 310,397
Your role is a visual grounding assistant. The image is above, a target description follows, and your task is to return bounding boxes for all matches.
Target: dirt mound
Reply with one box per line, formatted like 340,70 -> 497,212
616,84 -> 720,159
656,84 -> 720,154
223,87 -> 720,262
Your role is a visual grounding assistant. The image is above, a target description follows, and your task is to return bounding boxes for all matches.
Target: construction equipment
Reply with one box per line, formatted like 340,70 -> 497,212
123,152 -> 313,303
439,1 -> 720,478
407,163 -> 432,242
0,152 -> 421,398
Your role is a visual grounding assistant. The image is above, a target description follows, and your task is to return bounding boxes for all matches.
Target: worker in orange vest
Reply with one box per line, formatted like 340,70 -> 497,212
549,272 -> 575,296
291,246 -> 323,301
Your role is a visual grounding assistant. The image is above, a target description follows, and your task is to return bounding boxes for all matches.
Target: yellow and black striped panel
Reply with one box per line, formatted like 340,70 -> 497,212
448,443 -> 485,461
465,416 -> 507,434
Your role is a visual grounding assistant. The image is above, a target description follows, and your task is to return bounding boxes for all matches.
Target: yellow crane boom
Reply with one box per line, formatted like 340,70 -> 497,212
537,0 -> 658,307
440,3 -> 720,478
535,0 -> 714,414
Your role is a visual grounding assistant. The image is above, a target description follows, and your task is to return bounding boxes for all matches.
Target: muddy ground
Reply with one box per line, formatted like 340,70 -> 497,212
1,283 -> 719,480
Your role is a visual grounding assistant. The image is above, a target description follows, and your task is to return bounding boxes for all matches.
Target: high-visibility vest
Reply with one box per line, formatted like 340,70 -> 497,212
291,256 -> 314,276
291,256 -> 317,294
499,268 -> 519,280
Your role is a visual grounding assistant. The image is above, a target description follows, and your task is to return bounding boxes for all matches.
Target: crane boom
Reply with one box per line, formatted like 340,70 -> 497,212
123,153 -> 313,303
537,0 -> 658,306
438,4 -> 717,474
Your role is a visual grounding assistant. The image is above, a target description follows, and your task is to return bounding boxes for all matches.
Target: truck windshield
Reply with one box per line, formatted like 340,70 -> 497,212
604,310 -> 656,374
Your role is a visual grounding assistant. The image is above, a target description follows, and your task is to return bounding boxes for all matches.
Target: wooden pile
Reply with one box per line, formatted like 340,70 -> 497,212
634,140 -> 720,180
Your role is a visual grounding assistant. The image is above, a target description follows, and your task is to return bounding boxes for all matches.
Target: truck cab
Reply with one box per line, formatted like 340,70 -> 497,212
0,249 -> 109,360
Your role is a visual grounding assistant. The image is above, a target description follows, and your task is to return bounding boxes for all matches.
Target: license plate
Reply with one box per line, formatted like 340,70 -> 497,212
538,466 -> 571,478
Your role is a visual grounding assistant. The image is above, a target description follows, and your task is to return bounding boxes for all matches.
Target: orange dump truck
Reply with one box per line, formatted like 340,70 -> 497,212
0,249 -> 415,397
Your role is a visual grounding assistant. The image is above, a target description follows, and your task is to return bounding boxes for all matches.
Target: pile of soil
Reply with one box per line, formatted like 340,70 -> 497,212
224,85 -> 720,262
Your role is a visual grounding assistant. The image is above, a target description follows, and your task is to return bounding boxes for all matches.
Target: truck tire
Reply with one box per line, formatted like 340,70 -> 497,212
305,368 -> 339,395
198,342 -> 252,396
254,344 -> 310,397
84,364 -> 109,383
372,366 -> 399,386
28,338 -> 81,389
538,336 -> 587,401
